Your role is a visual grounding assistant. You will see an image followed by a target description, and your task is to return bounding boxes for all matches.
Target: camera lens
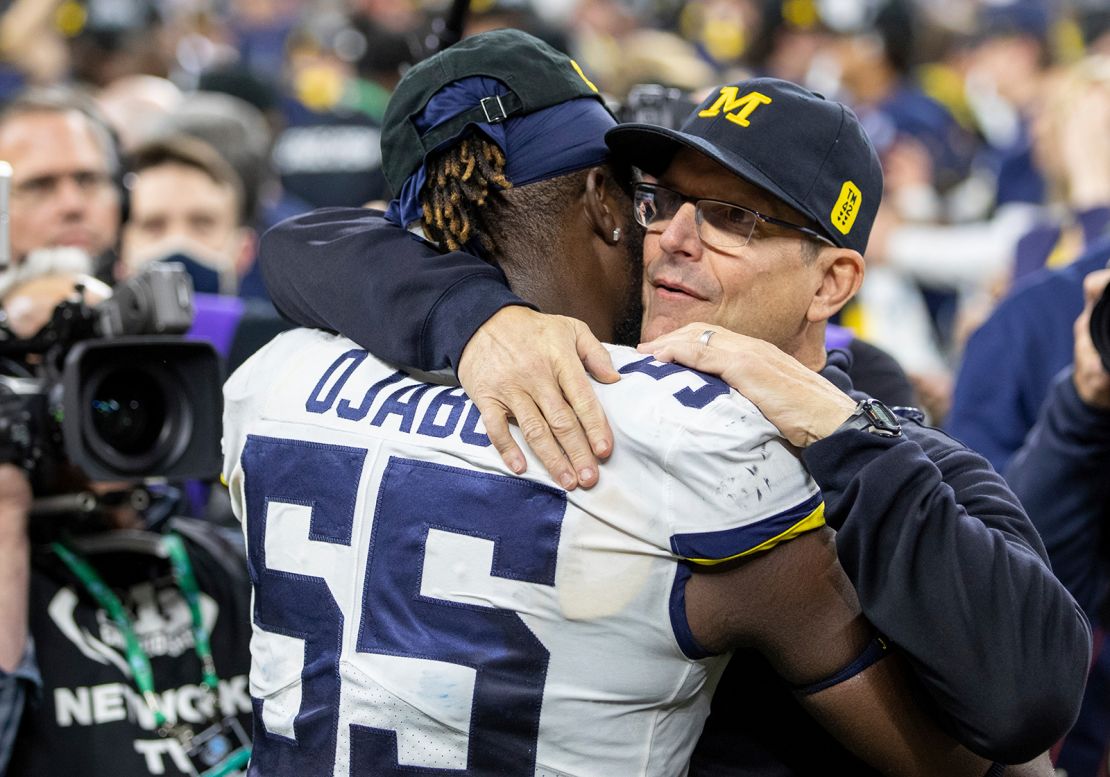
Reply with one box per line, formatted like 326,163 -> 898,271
65,339 -> 215,482
79,360 -> 189,475
89,369 -> 166,456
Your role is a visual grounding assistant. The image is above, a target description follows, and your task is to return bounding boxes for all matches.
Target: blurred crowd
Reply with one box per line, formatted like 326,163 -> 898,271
0,0 -> 1105,421
2,0 -> 1110,774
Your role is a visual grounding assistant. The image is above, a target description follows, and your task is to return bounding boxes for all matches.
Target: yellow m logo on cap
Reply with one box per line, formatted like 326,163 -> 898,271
698,88 -> 773,127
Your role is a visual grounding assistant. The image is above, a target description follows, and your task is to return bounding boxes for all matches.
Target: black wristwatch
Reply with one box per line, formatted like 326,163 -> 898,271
834,398 -> 903,438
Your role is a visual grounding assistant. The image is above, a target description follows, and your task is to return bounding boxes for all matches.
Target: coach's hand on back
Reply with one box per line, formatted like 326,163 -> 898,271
457,306 -> 619,490
639,323 -> 858,448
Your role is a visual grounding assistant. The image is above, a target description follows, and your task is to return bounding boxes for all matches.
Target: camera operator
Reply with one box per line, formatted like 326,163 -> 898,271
0,271 -> 252,777
1006,267 -> 1110,777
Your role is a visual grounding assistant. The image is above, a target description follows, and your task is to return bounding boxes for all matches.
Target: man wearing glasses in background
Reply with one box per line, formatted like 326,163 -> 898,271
0,88 -> 121,280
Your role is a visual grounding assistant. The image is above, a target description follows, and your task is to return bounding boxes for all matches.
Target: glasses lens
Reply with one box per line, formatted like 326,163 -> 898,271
635,185 -> 687,228
697,202 -> 757,247
633,186 -> 658,227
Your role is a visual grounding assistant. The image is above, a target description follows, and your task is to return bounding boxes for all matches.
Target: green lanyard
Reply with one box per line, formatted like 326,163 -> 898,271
51,533 -> 220,733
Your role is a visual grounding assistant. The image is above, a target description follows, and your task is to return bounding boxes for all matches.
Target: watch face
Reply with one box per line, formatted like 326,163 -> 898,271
864,400 -> 901,432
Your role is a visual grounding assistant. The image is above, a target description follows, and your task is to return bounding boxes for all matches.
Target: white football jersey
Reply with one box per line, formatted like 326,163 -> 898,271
222,328 -> 824,777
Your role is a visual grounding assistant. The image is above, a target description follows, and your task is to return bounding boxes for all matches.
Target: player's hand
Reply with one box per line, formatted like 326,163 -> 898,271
457,306 -> 618,489
1073,268 -> 1110,410
638,324 -> 857,447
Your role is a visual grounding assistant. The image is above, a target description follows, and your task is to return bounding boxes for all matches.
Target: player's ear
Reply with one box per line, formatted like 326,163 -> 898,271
583,167 -> 621,245
807,247 -> 864,323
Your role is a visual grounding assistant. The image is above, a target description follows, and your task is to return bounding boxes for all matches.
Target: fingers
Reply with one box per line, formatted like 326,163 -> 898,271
577,326 -> 620,384
481,386 -> 603,489
1073,272 -> 1110,408
639,336 -> 715,373
479,390 -> 581,488
473,398 -> 527,475
457,308 -> 618,489
1082,268 -> 1110,306
558,363 -> 612,465
641,344 -> 676,363
512,392 -> 581,490
638,322 -> 718,353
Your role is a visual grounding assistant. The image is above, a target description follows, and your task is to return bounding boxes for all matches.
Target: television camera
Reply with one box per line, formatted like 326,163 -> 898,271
0,263 -> 222,485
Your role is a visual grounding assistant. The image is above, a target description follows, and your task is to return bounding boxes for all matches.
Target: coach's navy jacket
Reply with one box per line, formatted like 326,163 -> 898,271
259,207 -> 1090,772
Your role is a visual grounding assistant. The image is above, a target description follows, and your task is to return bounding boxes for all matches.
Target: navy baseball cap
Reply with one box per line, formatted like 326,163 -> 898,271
381,28 -> 611,195
605,77 -> 883,254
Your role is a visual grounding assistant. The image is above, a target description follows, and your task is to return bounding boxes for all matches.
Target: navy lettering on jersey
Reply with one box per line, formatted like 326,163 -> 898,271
303,354 -> 492,448
305,349 -> 368,413
619,356 -> 730,409
338,372 -> 405,421
351,457 -> 564,774
241,435 -> 366,774
416,387 -> 468,438
242,439 -> 562,775
370,383 -> 434,433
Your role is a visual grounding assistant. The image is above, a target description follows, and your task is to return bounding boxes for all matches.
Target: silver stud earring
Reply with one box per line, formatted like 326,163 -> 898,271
611,228 -> 621,243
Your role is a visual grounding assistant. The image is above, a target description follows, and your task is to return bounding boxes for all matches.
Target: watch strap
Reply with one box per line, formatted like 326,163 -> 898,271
835,398 -> 902,437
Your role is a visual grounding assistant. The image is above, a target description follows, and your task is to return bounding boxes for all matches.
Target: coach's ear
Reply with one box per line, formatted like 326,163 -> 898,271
583,167 -> 622,245
807,247 -> 864,324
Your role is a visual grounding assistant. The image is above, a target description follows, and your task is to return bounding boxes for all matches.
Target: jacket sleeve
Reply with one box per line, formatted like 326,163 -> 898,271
802,424 -> 1091,764
258,208 -> 531,371
1005,370 -> 1110,617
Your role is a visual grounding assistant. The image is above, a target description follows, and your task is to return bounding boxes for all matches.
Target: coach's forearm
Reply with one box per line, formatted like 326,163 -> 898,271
804,429 -> 1090,763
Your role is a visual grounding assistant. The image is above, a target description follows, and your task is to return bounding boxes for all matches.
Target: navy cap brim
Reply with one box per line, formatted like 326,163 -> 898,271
605,122 -> 825,242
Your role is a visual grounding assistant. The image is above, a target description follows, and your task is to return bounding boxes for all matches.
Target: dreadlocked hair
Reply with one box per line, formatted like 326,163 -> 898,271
420,136 -> 512,251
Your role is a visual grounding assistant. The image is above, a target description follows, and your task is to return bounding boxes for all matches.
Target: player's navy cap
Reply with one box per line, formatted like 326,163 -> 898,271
605,77 -> 883,254
382,28 -> 610,195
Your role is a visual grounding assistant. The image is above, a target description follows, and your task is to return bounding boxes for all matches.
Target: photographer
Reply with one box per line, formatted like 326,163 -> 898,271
1006,267 -> 1110,777
0,271 -> 252,776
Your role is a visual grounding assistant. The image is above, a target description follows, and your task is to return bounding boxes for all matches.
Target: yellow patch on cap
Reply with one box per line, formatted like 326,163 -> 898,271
831,181 -> 862,236
569,60 -> 599,93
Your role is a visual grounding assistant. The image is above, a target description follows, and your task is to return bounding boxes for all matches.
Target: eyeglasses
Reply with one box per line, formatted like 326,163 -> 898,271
632,182 -> 835,249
